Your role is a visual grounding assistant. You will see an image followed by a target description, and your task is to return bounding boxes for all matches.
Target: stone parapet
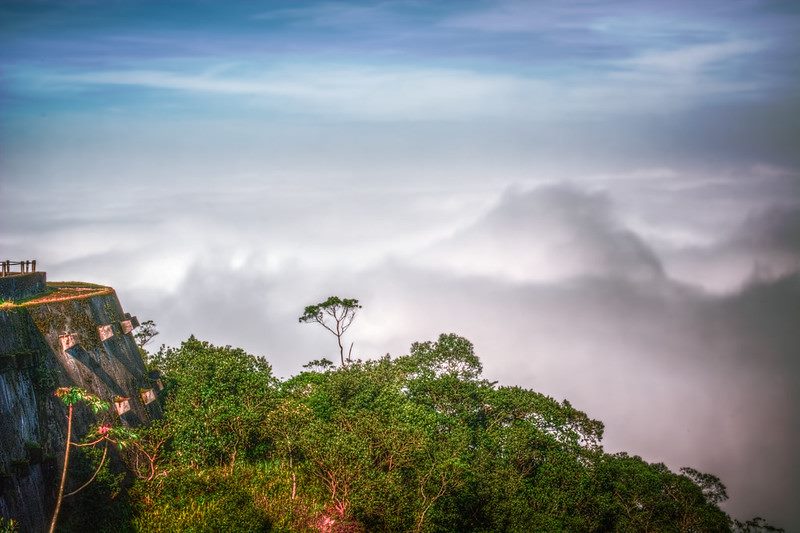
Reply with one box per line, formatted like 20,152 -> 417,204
0,272 -> 47,302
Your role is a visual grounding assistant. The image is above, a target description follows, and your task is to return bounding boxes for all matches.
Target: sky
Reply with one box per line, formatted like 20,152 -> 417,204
1,0 -> 799,527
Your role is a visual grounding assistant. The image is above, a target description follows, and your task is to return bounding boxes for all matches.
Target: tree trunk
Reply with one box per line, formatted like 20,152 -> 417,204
49,404 -> 73,533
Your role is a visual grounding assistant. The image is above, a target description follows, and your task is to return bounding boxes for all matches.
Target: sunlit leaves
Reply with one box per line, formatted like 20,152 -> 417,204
55,387 -> 110,413
123,333 -> 746,531
153,337 -> 276,466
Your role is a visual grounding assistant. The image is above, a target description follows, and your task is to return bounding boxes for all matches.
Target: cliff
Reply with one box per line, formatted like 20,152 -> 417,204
0,272 -> 160,532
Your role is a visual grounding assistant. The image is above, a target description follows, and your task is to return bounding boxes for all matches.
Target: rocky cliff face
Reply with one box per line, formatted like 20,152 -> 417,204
0,276 -> 159,532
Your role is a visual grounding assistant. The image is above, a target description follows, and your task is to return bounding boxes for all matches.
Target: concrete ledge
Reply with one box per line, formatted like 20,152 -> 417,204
59,333 -> 79,352
140,388 -> 156,404
98,324 -> 114,341
114,396 -> 131,415
120,318 -> 138,335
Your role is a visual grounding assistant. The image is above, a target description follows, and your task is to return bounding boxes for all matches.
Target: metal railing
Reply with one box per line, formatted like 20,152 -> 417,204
1,260 -> 37,276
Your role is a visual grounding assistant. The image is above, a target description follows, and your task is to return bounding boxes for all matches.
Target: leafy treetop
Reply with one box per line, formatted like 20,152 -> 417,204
299,296 -> 362,367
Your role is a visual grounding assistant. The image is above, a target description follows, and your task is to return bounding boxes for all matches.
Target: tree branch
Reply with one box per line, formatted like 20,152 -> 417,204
65,444 -> 108,498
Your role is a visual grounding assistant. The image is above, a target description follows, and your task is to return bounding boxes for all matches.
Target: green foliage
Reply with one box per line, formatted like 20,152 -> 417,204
733,517 -> 785,532
71,332 -> 775,532
588,453 -> 732,532
87,423 -> 139,451
403,333 -> 483,380
55,387 -> 110,413
133,320 -> 159,349
130,467 -> 271,532
58,444 -> 133,533
0,517 -> 18,533
299,295 -> 361,366
302,357 -> 335,370
262,334 -> 733,532
152,337 -> 276,466
32,357 -> 58,392
51,387 -> 135,533
24,441 -> 43,464
47,281 -> 108,289
299,296 -> 362,325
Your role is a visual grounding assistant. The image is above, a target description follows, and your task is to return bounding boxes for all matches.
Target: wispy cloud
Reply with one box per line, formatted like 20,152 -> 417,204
618,39 -> 763,72
54,69 -> 266,94
251,1 -> 409,27
16,41 -> 769,122
442,0 -> 609,33
35,64 -> 541,120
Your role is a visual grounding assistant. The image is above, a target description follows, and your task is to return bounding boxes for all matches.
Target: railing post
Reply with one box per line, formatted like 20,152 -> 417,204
0,260 -> 41,275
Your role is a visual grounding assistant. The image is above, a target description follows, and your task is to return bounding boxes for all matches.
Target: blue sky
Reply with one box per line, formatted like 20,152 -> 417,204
2,0 -> 799,528
3,0 -> 797,122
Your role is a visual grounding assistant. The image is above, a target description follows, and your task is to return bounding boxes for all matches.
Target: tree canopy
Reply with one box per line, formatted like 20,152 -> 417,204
53,333 -> 782,532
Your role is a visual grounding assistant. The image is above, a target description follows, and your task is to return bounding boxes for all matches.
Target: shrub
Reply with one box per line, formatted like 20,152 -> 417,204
130,467 -> 270,532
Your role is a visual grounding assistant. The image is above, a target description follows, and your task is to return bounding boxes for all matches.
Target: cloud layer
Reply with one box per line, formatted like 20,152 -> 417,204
4,179 -> 798,526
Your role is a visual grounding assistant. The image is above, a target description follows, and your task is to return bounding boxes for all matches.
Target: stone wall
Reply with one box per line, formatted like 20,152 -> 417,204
0,273 -> 47,302
0,287 -> 160,532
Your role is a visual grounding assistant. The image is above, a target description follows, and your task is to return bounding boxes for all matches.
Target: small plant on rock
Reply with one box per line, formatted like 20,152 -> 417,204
49,387 -> 137,533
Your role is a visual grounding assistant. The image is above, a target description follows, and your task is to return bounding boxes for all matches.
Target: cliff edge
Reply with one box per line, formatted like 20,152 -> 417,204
0,270 -> 160,532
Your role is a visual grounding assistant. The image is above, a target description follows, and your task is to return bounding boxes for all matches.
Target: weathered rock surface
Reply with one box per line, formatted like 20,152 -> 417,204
0,275 -> 159,532
0,273 -> 46,302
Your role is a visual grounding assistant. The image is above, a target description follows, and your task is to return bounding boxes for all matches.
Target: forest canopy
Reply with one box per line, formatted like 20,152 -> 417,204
56,334 -> 779,532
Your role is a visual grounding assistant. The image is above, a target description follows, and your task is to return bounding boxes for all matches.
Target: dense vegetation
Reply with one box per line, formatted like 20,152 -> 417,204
55,334 -> 780,532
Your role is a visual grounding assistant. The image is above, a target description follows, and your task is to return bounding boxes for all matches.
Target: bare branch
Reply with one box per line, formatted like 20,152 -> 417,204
65,443 -> 108,498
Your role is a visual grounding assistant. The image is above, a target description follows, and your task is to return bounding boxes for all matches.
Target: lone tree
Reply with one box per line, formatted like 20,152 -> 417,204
299,296 -> 361,367
134,319 -> 159,349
